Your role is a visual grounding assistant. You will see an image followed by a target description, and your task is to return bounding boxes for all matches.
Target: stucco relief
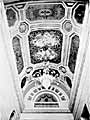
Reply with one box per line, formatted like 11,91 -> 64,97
24,82 -> 69,109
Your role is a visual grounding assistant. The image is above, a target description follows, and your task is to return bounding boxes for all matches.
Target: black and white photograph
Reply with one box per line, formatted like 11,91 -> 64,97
0,0 -> 89,120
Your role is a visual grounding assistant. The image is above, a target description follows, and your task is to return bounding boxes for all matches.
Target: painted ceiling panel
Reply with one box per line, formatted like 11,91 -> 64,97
25,4 -> 65,21
28,30 -> 63,64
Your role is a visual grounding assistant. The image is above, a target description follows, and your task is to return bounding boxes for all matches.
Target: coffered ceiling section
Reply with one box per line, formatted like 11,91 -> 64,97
4,0 -> 87,112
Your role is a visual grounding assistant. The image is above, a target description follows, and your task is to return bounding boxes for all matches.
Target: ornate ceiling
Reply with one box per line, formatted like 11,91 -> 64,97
4,0 -> 86,113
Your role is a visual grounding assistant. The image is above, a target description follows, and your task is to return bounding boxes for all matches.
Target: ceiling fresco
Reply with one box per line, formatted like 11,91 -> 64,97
4,0 -> 86,112
25,4 -> 65,21
28,30 -> 63,64
12,36 -> 24,74
68,35 -> 80,73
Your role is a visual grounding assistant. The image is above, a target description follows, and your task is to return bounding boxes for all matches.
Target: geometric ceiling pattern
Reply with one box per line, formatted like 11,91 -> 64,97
5,0 -> 86,112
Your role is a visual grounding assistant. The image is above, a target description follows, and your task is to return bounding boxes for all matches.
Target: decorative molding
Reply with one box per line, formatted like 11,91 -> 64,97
69,4 -> 90,114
